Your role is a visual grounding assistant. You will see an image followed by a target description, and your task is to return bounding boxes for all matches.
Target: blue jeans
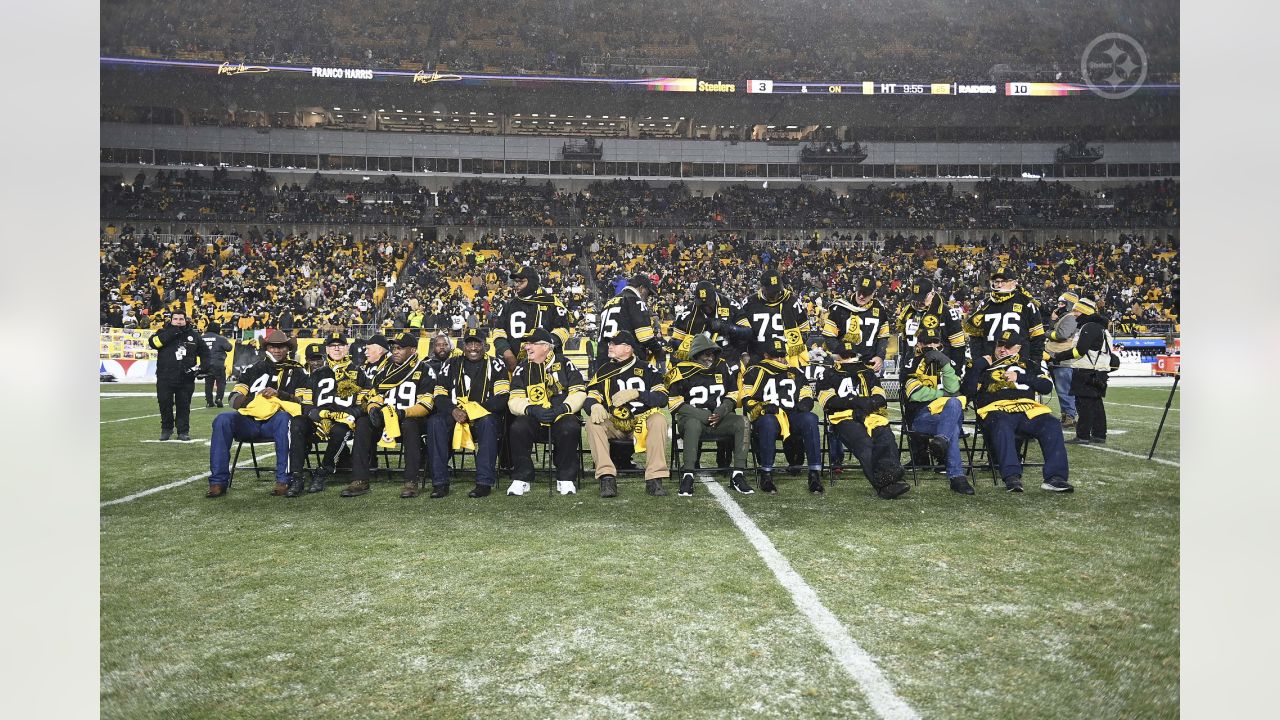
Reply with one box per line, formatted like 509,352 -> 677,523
828,432 -> 845,468
982,411 -> 1069,481
753,410 -> 821,471
209,410 -> 294,488
427,411 -> 502,487
1052,366 -> 1077,419
910,397 -> 965,478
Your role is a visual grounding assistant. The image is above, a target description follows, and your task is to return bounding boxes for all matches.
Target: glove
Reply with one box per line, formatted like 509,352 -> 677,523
589,403 -> 610,424
394,406 -> 407,422
306,406 -> 323,422
924,349 -> 951,366
369,408 -> 385,430
611,388 -> 641,406
795,398 -> 814,413
762,403 -> 780,415
825,396 -> 854,411
527,405 -> 557,424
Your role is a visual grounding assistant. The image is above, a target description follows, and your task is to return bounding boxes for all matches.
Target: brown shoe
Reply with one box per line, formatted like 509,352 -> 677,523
205,484 -> 227,498
1061,414 -> 1077,428
399,481 -> 419,499
272,482 -> 289,496
340,479 -> 371,497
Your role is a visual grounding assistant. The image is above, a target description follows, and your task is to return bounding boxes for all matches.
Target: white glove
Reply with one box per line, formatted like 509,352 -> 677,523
589,404 -> 610,425
611,388 -> 641,406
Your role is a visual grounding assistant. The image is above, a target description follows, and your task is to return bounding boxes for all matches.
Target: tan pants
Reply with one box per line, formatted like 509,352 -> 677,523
586,412 -> 669,480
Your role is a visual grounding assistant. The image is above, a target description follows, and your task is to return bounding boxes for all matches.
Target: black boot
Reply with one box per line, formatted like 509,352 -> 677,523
807,469 -> 824,494
284,475 -> 306,498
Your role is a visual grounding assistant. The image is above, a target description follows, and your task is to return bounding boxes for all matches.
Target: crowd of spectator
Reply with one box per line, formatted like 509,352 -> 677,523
104,174 -> 1180,231
99,224 -> 411,336
102,0 -> 1178,85
102,210 -> 1178,350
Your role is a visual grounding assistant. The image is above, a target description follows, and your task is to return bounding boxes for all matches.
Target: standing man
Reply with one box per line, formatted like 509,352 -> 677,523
896,278 -> 967,372
738,269 -> 812,366
1045,291 -> 1082,428
206,330 -> 308,497
596,273 -> 664,369
426,331 -> 510,498
1051,298 -> 1121,445
200,321 -> 233,408
965,265 -> 1046,375
583,331 -> 672,498
669,280 -> 734,361
823,274 -> 885,373
506,329 -> 587,496
491,267 -> 571,371
150,310 -> 209,441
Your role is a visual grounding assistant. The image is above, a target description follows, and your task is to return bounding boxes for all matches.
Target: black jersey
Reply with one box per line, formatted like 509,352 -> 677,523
824,299 -> 888,362
735,289 -> 810,362
492,291 -> 571,355
231,357 -> 309,402
297,358 -> 358,413
897,294 -> 966,367
586,355 -> 669,420
665,359 -> 738,413
815,362 -> 890,425
596,287 -> 660,364
509,352 -> 587,411
961,352 -> 1054,419
670,292 -> 733,360
366,353 -> 435,413
965,288 -> 1046,364
431,354 -> 511,415
738,359 -> 813,417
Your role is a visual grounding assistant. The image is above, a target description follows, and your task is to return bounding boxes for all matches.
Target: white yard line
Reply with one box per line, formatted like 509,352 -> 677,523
1076,443 -> 1180,468
100,451 -> 277,507
101,413 -> 161,424
100,392 -> 157,397
704,480 -> 920,720
1111,403 -> 1179,412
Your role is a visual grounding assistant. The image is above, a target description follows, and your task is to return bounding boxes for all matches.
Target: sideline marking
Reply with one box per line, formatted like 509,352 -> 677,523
100,451 -> 276,507
1111,403 -> 1179,412
102,413 -> 161,424
1076,443 -> 1179,468
704,480 -> 920,720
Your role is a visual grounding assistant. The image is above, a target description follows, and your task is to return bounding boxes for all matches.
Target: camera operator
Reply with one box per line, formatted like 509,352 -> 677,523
1045,291 -> 1081,428
149,310 -> 210,441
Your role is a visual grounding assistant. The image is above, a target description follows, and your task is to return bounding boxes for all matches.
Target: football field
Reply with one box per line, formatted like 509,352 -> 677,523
100,384 -> 1179,719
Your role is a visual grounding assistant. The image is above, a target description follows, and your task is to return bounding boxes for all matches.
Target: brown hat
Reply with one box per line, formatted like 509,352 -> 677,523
261,329 -> 297,352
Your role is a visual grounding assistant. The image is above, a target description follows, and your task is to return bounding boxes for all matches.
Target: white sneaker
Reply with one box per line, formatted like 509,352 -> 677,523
506,480 -> 531,496
557,480 -> 577,495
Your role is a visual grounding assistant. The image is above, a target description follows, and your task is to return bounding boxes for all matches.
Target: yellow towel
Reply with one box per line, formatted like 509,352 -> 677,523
675,334 -> 695,360
928,395 -> 967,414
631,408 -> 661,449
827,410 -> 854,425
975,398 -> 1052,421
777,411 -> 791,440
377,405 -> 401,449
238,394 -> 302,421
863,414 -> 889,434
451,400 -> 491,451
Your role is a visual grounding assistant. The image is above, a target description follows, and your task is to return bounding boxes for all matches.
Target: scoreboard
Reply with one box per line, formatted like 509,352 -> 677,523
747,80 -> 1088,96
102,57 -> 1169,98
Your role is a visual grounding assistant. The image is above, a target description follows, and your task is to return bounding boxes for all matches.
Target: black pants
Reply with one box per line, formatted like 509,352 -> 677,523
156,376 -> 195,434
509,414 -> 581,485
288,416 -> 353,476
832,420 -> 901,490
204,370 -> 227,406
1075,396 -> 1107,441
350,415 -> 426,483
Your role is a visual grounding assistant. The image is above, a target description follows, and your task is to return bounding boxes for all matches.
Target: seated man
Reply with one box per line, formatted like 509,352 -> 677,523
289,333 -> 357,496
506,329 -> 586,496
426,331 -> 510,498
666,334 -> 752,496
961,330 -> 1072,493
739,338 -> 823,494
207,330 -> 309,498
816,339 -> 909,499
901,326 -> 973,495
583,331 -> 672,498
339,332 -> 436,498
